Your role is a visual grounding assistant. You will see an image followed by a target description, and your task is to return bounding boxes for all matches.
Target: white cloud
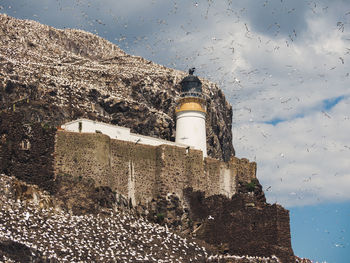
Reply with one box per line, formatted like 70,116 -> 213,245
233,97 -> 350,207
227,6 -> 350,207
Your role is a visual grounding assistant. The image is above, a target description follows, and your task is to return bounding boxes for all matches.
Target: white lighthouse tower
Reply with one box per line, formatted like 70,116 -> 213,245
175,68 -> 207,157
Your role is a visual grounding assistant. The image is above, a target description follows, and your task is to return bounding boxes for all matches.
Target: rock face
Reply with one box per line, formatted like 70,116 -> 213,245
0,111 -> 56,193
1,174 -> 296,263
134,181 -> 295,262
0,175 -> 209,262
0,174 -> 311,263
183,186 -> 295,263
0,13 -> 234,161
0,238 -> 57,263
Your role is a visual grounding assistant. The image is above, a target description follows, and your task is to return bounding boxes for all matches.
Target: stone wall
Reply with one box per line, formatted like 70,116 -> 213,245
232,157 -> 257,183
0,112 -> 56,193
155,145 -> 203,199
110,139 -> 159,205
54,131 -> 257,205
54,132 -> 112,186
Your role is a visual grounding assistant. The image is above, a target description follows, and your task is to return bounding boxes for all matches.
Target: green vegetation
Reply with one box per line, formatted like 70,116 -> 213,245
245,179 -> 258,192
40,122 -> 56,132
246,182 -> 255,192
156,213 -> 165,223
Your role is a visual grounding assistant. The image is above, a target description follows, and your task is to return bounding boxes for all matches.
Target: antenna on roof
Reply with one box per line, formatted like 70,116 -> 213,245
189,68 -> 195,75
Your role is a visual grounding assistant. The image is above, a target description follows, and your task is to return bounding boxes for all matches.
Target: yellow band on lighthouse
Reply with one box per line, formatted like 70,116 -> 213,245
175,97 -> 206,113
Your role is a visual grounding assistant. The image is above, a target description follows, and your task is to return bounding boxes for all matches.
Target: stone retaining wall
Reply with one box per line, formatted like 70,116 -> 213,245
54,131 -> 257,205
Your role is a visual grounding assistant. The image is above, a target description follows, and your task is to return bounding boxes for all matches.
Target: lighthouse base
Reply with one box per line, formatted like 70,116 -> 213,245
175,110 -> 207,157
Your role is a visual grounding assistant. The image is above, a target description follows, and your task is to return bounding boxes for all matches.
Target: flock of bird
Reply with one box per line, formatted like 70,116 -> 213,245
0,197 -> 207,262
0,175 -> 284,262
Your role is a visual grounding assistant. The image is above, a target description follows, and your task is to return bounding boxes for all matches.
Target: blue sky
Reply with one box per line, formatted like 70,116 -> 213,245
265,95 -> 347,126
290,202 -> 350,262
1,0 -> 350,262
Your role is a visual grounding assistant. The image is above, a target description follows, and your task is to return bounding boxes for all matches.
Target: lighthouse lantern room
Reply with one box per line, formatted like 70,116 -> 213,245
175,68 -> 207,157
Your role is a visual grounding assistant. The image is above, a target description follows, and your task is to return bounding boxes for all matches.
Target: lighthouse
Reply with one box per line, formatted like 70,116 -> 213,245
175,68 -> 207,157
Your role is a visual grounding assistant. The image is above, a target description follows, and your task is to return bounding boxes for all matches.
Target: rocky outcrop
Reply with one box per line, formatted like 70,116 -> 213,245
133,181 -> 295,262
1,174 -> 295,263
0,13 -> 234,161
0,238 -> 58,263
0,175 -> 209,262
206,255 -> 281,263
183,187 -> 295,263
0,111 -> 56,193
131,181 -> 296,263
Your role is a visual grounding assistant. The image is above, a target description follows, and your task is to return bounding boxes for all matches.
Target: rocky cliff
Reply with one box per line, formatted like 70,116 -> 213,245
0,13 -> 234,161
1,175 -> 312,263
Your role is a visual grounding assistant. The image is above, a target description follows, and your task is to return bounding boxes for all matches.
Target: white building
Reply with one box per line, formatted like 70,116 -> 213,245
61,118 -> 189,148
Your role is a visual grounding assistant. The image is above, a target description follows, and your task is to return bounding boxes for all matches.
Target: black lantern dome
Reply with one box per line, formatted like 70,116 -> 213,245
180,68 -> 202,97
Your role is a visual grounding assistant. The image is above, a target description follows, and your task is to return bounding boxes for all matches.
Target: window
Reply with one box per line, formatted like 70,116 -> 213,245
20,139 -> 31,150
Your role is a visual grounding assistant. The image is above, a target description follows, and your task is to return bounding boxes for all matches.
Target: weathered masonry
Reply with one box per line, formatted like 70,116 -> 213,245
54,131 -> 256,206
